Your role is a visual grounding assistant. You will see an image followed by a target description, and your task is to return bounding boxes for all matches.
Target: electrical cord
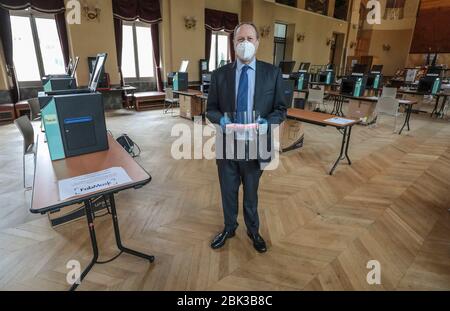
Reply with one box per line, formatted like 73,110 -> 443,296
96,251 -> 124,264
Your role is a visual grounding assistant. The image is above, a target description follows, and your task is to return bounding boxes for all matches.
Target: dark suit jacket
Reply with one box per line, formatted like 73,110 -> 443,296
206,60 -> 287,165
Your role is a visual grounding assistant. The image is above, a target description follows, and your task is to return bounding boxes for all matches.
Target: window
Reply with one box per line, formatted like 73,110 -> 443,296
275,0 -> 297,8
384,0 -> 405,20
305,0 -> 329,16
10,11 -> 65,82
334,0 -> 348,20
121,22 -> 154,80
209,31 -> 230,72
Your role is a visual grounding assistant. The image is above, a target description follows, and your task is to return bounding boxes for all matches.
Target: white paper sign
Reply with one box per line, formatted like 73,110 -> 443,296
58,167 -> 132,201
325,117 -> 355,125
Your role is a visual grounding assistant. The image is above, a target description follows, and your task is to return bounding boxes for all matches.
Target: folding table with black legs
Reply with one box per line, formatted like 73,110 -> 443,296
31,134 -> 153,291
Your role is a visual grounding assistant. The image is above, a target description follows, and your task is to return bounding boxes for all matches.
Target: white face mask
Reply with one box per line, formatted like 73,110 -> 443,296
235,40 -> 256,62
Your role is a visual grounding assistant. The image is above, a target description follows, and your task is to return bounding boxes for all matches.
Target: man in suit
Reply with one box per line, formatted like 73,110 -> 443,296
206,22 -> 286,253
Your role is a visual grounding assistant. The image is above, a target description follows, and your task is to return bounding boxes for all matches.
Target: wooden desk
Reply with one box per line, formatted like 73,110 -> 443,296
287,108 -> 359,175
173,89 -> 203,119
32,134 -> 153,290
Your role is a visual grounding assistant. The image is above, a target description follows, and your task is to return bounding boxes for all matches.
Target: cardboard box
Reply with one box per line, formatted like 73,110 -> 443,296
347,99 -> 377,125
280,119 -> 304,152
179,95 -> 202,119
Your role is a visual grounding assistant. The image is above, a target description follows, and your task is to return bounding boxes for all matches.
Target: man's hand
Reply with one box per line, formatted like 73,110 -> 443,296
257,117 -> 268,134
220,115 -> 232,132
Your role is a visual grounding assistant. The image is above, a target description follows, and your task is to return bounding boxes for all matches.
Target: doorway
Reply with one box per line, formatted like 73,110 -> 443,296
329,32 -> 345,75
273,23 -> 287,66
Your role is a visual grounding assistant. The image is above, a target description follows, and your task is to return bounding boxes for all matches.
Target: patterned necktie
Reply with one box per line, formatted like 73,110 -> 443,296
236,65 -> 249,124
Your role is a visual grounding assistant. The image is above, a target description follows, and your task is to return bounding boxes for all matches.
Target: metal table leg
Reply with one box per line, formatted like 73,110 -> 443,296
338,96 -> 345,117
431,95 -> 440,117
69,194 -> 154,291
331,95 -> 338,115
437,95 -> 448,118
344,126 -> 353,164
109,194 -> 155,262
399,104 -> 412,135
70,199 -> 99,291
330,126 -> 352,175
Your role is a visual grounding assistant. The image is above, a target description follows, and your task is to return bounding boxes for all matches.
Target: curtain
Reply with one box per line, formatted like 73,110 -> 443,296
205,8 -> 238,63
112,0 -> 162,24
0,0 -> 64,13
55,12 -> 69,68
0,6 -> 18,103
113,17 -> 124,86
229,32 -> 235,62
205,8 -> 238,32
205,28 -> 212,64
151,23 -> 163,91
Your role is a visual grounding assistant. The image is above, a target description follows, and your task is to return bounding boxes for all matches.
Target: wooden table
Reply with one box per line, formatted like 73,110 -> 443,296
326,91 -> 418,134
173,89 -> 203,119
287,108 -> 360,175
31,133 -> 153,290
397,88 -> 445,115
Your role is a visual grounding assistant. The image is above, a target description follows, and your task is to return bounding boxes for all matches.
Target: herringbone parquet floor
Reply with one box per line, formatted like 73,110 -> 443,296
0,106 -> 449,291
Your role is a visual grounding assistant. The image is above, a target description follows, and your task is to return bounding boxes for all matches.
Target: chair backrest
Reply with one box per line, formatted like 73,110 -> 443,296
376,97 -> 399,116
28,98 -> 40,120
165,87 -> 175,100
382,86 -> 397,98
308,87 -> 324,103
14,115 -> 34,153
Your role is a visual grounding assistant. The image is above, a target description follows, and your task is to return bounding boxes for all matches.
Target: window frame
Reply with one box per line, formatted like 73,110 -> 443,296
121,20 -> 155,83
209,30 -> 230,72
10,9 -> 64,87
